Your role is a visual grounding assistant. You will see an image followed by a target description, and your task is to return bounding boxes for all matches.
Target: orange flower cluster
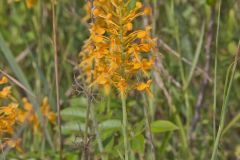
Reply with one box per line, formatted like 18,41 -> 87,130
0,76 -> 18,135
80,0 -> 155,95
18,97 -> 56,133
0,76 -> 56,151
0,76 -> 21,151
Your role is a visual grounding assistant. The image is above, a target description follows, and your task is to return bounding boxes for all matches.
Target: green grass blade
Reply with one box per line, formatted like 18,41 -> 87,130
213,0 -> 222,142
0,33 -> 32,91
222,113 -> 240,136
211,41 -> 239,160
185,23 -> 205,89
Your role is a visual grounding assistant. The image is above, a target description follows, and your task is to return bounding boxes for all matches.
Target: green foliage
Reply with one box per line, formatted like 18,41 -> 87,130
151,120 -> 178,133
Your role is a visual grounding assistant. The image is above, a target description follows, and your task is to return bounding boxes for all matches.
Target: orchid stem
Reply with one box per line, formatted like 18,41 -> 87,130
121,93 -> 128,160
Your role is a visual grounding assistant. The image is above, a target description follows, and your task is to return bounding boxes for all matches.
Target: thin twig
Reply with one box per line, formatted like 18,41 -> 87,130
51,1 -> 63,159
211,41 -> 240,160
16,44 -> 34,62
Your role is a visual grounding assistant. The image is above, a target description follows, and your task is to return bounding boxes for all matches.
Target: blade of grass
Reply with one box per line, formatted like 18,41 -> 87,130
121,93 -> 129,160
169,0 -> 192,158
222,113 -> 240,136
0,33 -> 32,93
213,0 -> 222,141
185,23 -> 205,89
51,1 -> 63,159
29,51 -> 56,113
211,40 -> 239,160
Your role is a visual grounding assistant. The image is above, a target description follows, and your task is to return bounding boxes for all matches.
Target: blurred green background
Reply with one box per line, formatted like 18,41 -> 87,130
0,0 -> 240,159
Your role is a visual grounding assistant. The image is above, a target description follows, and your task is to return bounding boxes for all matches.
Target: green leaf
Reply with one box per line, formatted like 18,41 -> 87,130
228,42 -> 238,55
185,23 -> 205,89
131,134 -> 145,153
151,120 -> 178,133
61,107 -> 86,121
70,97 -> 88,108
61,121 -> 84,135
102,133 -> 114,152
99,119 -> 121,130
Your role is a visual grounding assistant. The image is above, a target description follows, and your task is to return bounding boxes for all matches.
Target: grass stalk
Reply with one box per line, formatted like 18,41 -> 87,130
172,105 -> 188,149
211,41 -> 239,160
121,93 -> 128,160
0,139 -> 5,160
222,113 -> 240,136
51,1 -> 62,159
82,96 -> 92,160
213,0 -> 222,142
172,10 -> 192,159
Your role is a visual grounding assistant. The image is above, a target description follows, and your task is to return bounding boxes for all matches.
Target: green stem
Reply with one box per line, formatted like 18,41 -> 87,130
171,0 -> 192,157
0,139 -> 5,160
142,93 -> 155,160
172,105 -> 188,150
222,113 -> 240,136
51,1 -> 62,158
91,105 -> 106,160
82,97 -> 92,160
211,41 -> 239,160
173,13 -> 191,160
121,93 -> 128,160
213,0 -> 222,142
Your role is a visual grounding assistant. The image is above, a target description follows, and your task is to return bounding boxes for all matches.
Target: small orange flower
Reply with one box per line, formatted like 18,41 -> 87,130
0,86 -> 12,98
0,77 -> 19,139
26,0 -> 37,9
0,76 -> 8,84
144,7 -> 152,15
136,80 -> 153,96
41,97 -> 56,124
116,78 -> 128,95
19,97 -> 56,132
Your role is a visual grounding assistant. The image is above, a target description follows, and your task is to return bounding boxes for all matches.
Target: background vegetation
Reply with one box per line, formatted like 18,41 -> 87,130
0,0 -> 240,159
